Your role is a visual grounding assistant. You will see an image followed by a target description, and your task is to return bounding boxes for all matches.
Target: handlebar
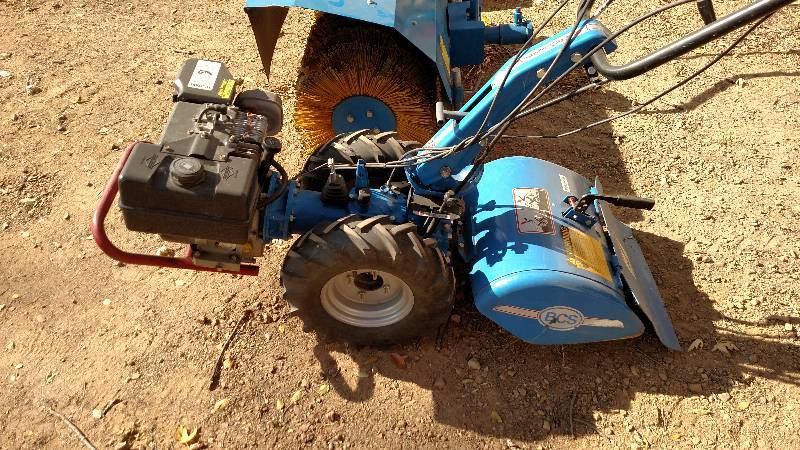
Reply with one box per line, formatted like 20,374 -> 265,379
589,0 -> 794,80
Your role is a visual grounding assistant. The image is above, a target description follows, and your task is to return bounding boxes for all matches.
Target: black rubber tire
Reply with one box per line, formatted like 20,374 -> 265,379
281,215 -> 455,346
299,129 -> 420,191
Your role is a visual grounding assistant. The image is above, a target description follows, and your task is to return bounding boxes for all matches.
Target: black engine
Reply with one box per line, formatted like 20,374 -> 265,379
117,59 -> 283,268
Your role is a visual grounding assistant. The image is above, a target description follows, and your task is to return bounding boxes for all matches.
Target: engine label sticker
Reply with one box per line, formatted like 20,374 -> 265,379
492,305 -> 624,330
560,226 -> 613,282
512,188 -> 554,234
188,60 -> 221,91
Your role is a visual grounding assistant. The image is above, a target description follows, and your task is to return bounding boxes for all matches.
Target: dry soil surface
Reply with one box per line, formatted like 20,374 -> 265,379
1,0 -> 799,448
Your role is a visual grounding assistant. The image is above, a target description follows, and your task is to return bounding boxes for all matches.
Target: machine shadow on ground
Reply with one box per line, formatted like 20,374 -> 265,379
306,46 -> 800,443
643,69 -> 800,114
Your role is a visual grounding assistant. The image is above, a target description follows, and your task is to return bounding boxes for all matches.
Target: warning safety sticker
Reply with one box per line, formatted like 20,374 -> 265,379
188,60 -> 221,91
560,226 -> 612,282
513,188 -> 554,234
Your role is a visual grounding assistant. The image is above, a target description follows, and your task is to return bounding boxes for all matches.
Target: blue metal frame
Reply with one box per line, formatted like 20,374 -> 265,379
246,0 -> 456,99
410,20 -> 616,193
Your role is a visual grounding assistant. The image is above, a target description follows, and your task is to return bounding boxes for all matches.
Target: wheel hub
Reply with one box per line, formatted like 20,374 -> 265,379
331,96 -> 397,135
321,269 -> 414,327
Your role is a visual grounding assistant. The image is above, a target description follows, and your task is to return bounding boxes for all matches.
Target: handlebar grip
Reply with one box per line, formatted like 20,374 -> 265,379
589,0 -> 792,80
601,195 -> 656,210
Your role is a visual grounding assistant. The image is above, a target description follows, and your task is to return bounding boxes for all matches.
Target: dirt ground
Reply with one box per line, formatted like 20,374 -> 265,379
1,0 -> 799,448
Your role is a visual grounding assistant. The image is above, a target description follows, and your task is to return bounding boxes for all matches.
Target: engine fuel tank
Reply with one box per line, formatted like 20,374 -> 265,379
463,156 -> 645,345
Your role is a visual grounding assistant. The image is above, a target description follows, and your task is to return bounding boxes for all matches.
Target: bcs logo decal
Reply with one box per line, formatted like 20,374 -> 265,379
492,305 -> 624,330
538,306 -> 584,330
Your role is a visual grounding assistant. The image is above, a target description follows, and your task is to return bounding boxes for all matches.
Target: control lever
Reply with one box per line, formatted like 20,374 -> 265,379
569,194 -> 655,214
563,194 -> 655,228
435,101 -> 467,125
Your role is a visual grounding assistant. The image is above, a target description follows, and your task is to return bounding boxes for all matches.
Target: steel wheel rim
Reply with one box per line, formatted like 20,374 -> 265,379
320,269 -> 414,327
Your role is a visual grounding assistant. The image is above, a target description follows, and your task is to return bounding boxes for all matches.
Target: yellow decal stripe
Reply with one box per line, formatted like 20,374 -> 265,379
561,226 -> 613,282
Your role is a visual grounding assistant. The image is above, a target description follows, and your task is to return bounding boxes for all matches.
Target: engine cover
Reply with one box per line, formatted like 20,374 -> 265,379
118,102 -> 262,244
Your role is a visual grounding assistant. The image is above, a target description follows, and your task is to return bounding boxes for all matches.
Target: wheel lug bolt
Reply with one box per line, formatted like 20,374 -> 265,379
346,114 -> 355,124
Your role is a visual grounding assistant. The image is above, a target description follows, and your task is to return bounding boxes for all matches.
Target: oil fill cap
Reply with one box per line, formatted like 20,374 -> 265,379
170,157 -> 205,187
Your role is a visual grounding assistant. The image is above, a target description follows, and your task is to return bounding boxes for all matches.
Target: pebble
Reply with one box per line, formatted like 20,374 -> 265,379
737,401 -> 750,411
92,409 -> 104,419
63,213 -> 70,220
155,245 -> 175,257
0,304 -> 5,311
35,314 -> 45,323
0,70 -> 10,78
102,298 -> 112,306
688,383 -> 703,394
213,397 -> 230,412
325,410 -> 339,422
1,222 -> 8,230
542,420 -> 551,431
467,357 -> 481,371
718,392 -> 731,402
25,76 -> 41,95
784,323 -> 793,332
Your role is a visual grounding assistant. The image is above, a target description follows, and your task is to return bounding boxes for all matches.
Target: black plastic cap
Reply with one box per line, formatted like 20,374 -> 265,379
170,157 -> 205,187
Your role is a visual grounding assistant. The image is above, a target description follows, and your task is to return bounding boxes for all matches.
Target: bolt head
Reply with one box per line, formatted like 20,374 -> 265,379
366,110 -> 374,118
346,114 -> 355,124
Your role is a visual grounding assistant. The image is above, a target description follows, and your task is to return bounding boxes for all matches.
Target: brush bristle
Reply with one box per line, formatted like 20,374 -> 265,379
295,22 -> 437,151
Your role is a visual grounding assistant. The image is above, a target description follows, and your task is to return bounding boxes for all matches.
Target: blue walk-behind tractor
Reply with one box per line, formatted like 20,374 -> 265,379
93,0 -> 792,350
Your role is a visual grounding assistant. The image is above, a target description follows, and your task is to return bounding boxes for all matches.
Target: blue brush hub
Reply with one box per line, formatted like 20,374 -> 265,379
331,96 -> 397,134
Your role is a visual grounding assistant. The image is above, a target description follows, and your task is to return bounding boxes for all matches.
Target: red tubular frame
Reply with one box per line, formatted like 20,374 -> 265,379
90,142 -> 260,276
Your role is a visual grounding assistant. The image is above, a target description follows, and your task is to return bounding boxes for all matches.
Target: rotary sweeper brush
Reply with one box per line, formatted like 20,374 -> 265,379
247,0 -> 539,150
93,0 -> 793,350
